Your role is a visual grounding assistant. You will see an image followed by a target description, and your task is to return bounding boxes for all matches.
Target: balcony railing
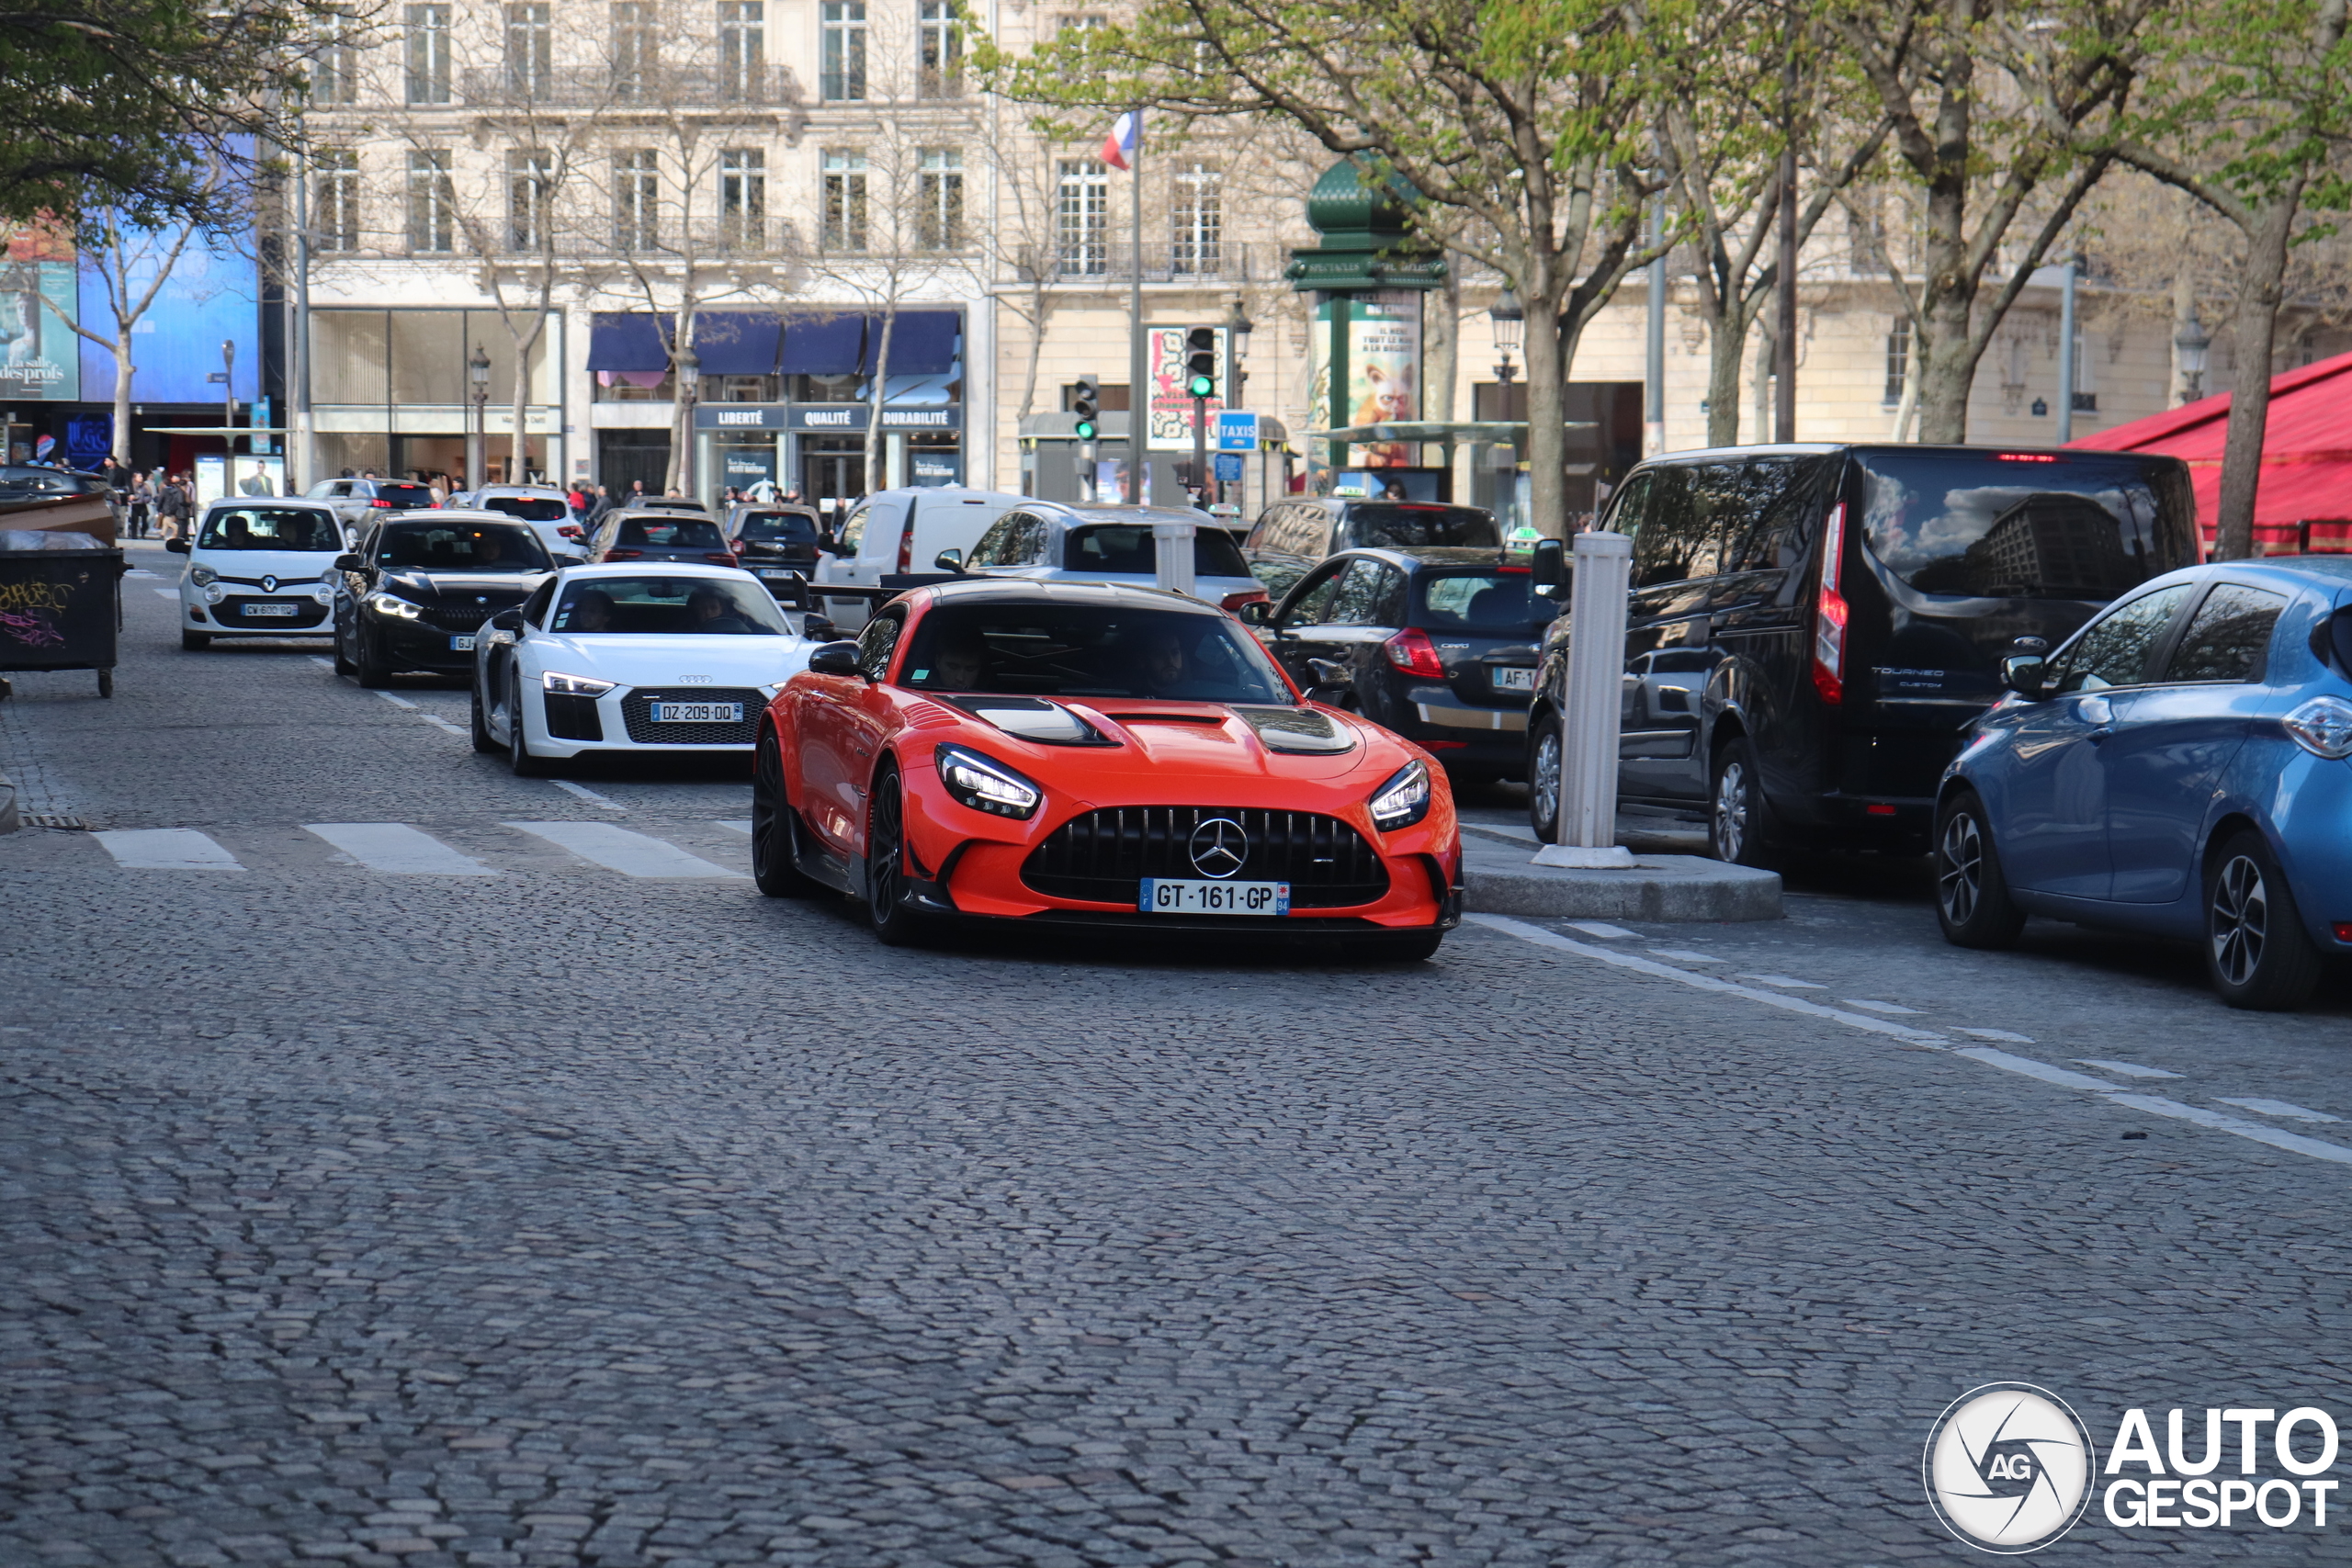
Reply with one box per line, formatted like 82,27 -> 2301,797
1038,241 -> 1279,285
453,64 -> 802,108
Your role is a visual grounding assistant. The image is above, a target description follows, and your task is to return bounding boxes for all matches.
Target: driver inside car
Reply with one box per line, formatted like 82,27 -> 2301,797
687,588 -> 757,634
1131,625 -> 1229,701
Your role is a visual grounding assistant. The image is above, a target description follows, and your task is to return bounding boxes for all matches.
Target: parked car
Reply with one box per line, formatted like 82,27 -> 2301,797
726,502 -> 824,598
585,508 -> 738,568
448,484 -> 581,554
1244,497 -> 1501,601
751,577 -> 1460,958
1522,443 -> 2201,865
304,476 -> 441,537
168,500 -> 347,650
330,511 -> 559,684
471,563 -> 820,775
0,464 -> 110,502
1251,547 -> 1551,783
810,486 -> 1030,632
1934,558 -> 2352,1010
956,502 -> 1267,610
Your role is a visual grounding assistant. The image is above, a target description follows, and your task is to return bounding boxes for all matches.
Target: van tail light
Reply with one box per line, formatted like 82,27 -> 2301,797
1220,589 -> 1267,612
605,547 -> 644,560
1384,626 -> 1447,679
1812,502 -> 1848,705
896,516 -> 914,574
703,552 -> 738,567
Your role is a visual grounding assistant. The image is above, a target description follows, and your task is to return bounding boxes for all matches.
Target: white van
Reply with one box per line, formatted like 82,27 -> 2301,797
169,499 -> 348,651
811,486 -> 1027,631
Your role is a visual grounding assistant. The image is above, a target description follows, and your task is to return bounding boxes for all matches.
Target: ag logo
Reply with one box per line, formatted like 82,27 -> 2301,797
1924,1383 -> 2097,1553
1187,817 -> 1248,878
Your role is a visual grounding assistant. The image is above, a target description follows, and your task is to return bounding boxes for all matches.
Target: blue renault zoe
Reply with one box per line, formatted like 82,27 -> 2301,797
1934,558 -> 2352,1010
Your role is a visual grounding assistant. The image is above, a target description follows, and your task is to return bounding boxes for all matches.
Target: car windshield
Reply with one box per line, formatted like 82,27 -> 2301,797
1858,451 -> 2199,600
548,576 -> 789,635
1416,570 -> 1554,637
735,512 -> 818,544
197,507 -> 344,551
1063,525 -> 1251,579
482,495 -> 569,523
1343,504 -> 1499,550
373,523 -> 550,572
372,483 -> 438,509
901,603 -> 1292,703
616,516 -> 727,549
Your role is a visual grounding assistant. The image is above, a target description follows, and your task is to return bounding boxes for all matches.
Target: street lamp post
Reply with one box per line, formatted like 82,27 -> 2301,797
220,340 -> 237,468
467,344 -> 491,491
1220,297 -> 1254,506
1488,287 -> 1523,395
2175,310 -> 2211,404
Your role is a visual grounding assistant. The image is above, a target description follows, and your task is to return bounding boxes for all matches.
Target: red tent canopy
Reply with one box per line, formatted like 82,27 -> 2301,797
2066,346 -> 2352,555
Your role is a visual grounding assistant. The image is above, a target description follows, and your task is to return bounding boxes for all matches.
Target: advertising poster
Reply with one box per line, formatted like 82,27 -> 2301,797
1144,325 -> 1227,451
0,231 -> 81,402
1345,295 -> 1420,468
77,228 -> 260,404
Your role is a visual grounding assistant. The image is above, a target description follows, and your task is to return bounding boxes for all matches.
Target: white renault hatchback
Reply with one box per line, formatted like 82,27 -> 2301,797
168,500 -> 348,650
469,562 -> 822,774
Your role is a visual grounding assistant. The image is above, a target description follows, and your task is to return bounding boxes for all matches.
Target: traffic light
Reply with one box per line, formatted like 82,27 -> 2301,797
1184,326 -> 1217,400
1071,374 -> 1100,440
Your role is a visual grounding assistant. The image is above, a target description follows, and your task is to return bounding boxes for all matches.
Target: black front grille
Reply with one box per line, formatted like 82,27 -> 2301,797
1023,807 -> 1389,908
422,601 -> 514,634
219,596 -> 327,628
619,686 -> 763,745
543,692 -> 604,741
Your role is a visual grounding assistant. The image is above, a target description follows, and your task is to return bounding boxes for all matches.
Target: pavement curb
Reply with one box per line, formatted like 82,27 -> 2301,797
1462,839 -> 1781,921
0,771 -> 17,834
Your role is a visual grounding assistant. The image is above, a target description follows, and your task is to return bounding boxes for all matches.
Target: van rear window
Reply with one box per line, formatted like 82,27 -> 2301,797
1858,452 -> 2197,600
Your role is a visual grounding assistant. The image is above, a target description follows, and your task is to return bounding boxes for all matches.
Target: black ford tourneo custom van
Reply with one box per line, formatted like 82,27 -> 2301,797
1525,444 -> 2199,863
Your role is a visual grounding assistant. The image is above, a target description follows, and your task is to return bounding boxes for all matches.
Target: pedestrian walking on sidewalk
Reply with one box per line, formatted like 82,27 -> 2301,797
127,470 -> 153,539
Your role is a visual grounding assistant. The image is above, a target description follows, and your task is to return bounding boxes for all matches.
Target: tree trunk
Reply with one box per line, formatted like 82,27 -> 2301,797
112,339 -> 134,468
1705,306 -> 1744,446
667,341 -> 698,496
1014,282 -> 1046,423
1749,314 -> 1773,445
2212,185 -> 2303,561
510,327 -> 536,486
1913,277 -> 1977,444
1426,267 -> 1459,491
865,308 -> 897,494
1522,267 -> 1567,538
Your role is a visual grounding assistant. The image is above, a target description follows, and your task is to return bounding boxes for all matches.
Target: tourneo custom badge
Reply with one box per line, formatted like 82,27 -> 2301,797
1924,1383 -> 2098,1552
1188,818 -> 1248,879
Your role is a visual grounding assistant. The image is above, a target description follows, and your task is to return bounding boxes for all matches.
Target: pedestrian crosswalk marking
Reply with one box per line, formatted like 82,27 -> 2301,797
306,823 -> 497,875
551,779 -> 624,808
717,820 -> 752,835
152,587 -> 178,599
503,820 -> 746,879
95,829 -> 245,871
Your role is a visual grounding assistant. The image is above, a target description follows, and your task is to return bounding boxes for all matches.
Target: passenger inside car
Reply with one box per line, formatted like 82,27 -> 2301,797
549,576 -> 787,635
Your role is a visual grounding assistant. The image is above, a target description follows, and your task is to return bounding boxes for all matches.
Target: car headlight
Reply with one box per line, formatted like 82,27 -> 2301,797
201,581 -> 225,604
933,742 -> 1042,819
2284,694 -> 2352,759
366,592 -> 423,620
187,564 -> 217,587
542,671 -> 615,697
1367,758 -> 1432,830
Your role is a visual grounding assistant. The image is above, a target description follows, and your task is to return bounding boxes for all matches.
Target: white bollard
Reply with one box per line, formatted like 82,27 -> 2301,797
1534,529 -> 1635,869
1152,518 -> 1197,596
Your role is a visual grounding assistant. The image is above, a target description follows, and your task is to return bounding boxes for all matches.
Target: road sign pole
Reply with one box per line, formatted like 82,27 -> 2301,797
1192,394 -> 1208,509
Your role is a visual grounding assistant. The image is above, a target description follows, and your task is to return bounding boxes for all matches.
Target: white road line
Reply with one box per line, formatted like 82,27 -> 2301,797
94,829 -> 245,871
309,655 -> 336,670
375,691 -> 418,709
305,823 -> 497,875
2102,1092 -> 2352,1167
715,820 -> 753,835
2075,1058 -> 2183,1080
1739,974 -> 1826,989
1955,1027 -> 2034,1043
422,715 -> 466,735
152,587 -> 178,598
125,568 -> 159,579
1566,920 -> 1635,941
1464,821 -> 1539,843
2217,1097 -> 2343,1124
503,820 -> 746,878
1647,948 -> 1720,964
1948,1047 -> 2115,1093
549,779 -> 624,809
1844,999 -> 1923,1016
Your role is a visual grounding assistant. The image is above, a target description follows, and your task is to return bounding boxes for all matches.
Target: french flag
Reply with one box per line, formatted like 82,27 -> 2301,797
1101,111 -> 1139,171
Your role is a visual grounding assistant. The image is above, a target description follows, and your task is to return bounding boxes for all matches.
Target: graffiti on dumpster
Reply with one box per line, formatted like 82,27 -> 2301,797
0,577 -> 73,648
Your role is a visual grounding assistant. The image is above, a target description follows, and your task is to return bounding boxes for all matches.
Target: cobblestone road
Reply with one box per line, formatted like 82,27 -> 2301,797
4,548 -> 2348,1565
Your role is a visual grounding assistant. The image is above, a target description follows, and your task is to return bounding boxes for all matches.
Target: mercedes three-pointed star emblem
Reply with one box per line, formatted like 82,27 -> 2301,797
1188,817 -> 1249,879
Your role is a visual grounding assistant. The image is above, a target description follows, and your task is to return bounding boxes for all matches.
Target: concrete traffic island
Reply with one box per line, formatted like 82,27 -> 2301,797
1460,835 -> 1782,921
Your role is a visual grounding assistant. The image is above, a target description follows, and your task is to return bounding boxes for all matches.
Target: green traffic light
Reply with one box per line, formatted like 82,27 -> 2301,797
1074,420 -> 1096,439
1187,375 -> 1216,399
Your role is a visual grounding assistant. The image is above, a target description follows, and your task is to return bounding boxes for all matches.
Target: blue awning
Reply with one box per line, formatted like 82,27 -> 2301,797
587,312 -> 670,373
862,310 -> 961,375
780,312 -> 866,377
693,310 -> 782,376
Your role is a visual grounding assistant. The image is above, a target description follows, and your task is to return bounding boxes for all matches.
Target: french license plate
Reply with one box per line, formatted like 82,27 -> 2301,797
650,701 -> 743,723
448,634 -> 475,652
243,602 -> 300,617
1139,878 -> 1291,916
1490,665 -> 1535,692
755,568 -> 795,580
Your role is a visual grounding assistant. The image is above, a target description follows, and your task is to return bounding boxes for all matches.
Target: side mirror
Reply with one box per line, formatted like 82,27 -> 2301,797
487,608 -> 525,633
1306,657 -> 1353,696
933,547 -> 965,573
2011,635 -> 2050,655
807,640 -> 863,677
2000,654 -> 2048,699
165,537 -> 190,554
1530,536 -> 1566,594
334,553 -> 364,571
803,615 -> 842,642
1235,600 -> 1273,626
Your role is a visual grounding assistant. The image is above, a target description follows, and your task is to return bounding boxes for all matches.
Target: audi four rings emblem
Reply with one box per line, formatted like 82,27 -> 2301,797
1188,818 -> 1249,879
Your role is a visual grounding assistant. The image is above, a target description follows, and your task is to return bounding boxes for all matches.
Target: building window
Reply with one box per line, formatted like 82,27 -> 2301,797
1057,14 -> 1106,31
821,149 -> 868,252
615,149 -> 659,251
611,0 -> 655,96
508,149 -> 552,251
505,3 -> 552,98
1057,159 -> 1106,276
406,150 -> 454,252
918,148 -> 963,251
820,1 -> 865,102
314,149 -> 359,252
404,4 -> 451,104
1171,161 -> 1220,275
720,149 -> 765,250
312,22 -> 358,105
718,0 -> 763,101
917,0 -> 963,96
1883,317 -> 1911,407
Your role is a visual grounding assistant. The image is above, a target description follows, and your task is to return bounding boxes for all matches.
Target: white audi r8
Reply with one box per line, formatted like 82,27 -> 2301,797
469,562 -> 824,774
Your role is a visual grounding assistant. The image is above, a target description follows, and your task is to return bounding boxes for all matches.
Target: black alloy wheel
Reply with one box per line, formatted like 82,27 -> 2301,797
469,673 -> 501,754
2203,830 -> 2323,1010
751,727 -> 824,898
332,612 -> 356,677
863,764 -> 933,947
1708,737 -> 1780,869
1933,789 -> 2026,950
1526,710 -> 1563,842
354,622 -> 392,688
506,672 -> 550,777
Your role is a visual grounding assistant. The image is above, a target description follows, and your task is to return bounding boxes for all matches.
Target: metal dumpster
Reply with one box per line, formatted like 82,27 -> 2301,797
0,495 -> 124,697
